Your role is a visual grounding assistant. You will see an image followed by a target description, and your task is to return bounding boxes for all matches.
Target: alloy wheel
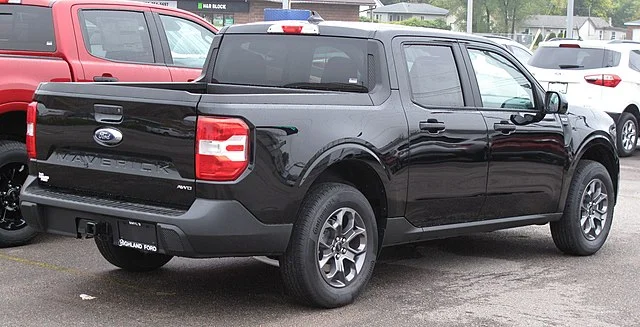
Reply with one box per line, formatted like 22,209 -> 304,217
316,207 -> 367,288
0,163 -> 28,231
580,178 -> 608,241
621,119 -> 637,152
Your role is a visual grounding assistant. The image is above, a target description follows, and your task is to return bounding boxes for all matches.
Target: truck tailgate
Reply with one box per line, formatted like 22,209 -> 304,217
32,83 -> 201,208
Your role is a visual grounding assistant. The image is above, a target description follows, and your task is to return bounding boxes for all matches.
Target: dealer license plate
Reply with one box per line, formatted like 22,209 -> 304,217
548,82 -> 568,94
117,220 -> 158,252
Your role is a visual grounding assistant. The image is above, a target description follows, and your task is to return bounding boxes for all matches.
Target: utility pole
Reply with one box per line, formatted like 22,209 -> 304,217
566,0 -> 574,38
467,0 -> 473,33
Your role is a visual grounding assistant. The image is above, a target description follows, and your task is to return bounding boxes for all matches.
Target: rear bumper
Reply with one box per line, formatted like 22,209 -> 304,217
19,176 -> 292,258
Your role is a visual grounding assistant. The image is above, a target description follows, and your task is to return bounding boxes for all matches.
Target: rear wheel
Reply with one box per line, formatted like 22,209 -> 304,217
551,160 -> 614,255
0,141 -> 37,247
617,112 -> 637,157
280,183 -> 377,308
95,234 -> 173,272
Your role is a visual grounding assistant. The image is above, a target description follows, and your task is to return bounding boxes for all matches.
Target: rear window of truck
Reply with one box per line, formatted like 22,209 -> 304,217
529,46 -> 620,70
0,5 -> 55,52
212,35 -> 369,93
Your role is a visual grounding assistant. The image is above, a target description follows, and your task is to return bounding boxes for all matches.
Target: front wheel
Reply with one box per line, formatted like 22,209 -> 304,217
0,141 -> 38,247
95,234 -> 173,272
280,183 -> 378,308
617,112 -> 637,157
551,160 -> 614,255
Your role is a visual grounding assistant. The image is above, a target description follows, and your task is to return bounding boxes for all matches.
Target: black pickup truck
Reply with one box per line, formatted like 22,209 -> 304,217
20,18 -> 619,308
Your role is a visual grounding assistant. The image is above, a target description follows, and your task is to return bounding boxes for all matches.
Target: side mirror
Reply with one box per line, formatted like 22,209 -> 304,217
544,91 -> 568,114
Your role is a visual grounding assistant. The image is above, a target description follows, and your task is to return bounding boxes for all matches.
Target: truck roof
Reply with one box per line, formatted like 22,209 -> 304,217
221,20 -> 497,45
18,0 -> 188,12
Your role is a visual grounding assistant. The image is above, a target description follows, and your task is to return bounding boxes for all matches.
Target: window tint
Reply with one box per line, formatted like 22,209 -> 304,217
159,15 -> 213,68
213,35 -> 368,93
403,45 -> 464,107
510,46 -> 532,64
81,10 -> 154,63
530,46 -> 621,70
0,5 -> 55,52
468,49 -> 535,110
630,50 -> 640,73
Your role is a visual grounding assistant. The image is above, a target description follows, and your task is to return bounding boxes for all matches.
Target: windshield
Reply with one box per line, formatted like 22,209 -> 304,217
212,34 -> 369,93
530,46 -> 621,70
0,5 -> 55,52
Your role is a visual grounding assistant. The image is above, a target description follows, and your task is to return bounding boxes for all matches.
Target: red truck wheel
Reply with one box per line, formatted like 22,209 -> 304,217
0,141 -> 38,247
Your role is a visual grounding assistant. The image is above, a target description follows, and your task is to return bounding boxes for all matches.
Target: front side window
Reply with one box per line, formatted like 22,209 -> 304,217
630,50 -> 640,73
159,15 -> 214,68
81,10 -> 154,64
468,49 -> 535,110
403,45 -> 464,107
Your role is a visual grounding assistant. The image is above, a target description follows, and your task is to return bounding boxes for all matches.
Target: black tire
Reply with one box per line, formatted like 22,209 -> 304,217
95,234 -> 173,272
551,160 -> 615,256
0,140 -> 38,247
280,183 -> 378,308
616,112 -> 637,157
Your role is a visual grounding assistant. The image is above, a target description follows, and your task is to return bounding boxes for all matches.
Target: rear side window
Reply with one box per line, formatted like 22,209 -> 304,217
0,5 -> 55,52
630,50 -> 640,73
403,44 -> 464,107
80,10 -> 154,64
212,35 -> 368,93
530,46 -> 620,70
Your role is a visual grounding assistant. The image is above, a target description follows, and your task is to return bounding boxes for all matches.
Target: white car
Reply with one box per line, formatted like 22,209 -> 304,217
529,40 -> 640,156
482,35 -> 534,67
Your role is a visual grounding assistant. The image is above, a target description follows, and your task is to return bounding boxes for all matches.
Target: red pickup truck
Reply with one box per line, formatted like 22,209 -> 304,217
0,0 -> 216,246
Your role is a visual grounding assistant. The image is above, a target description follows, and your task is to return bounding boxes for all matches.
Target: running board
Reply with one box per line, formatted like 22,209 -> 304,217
382,213 -> 562,247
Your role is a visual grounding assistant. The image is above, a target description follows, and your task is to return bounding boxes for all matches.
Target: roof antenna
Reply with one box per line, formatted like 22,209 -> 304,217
308,11 -> 324,24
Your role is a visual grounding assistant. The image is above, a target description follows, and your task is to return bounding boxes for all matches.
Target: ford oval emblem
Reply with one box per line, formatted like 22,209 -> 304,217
94,127 -> 123,147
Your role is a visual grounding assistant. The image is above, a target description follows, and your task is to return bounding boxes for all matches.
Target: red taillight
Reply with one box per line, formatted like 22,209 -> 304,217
0,0 -> 22,3
281,25 -> 304,34
559,43 -> 580,48
195,117 -> 249,181
585,74 -> 621,88
26,101 -> 37,159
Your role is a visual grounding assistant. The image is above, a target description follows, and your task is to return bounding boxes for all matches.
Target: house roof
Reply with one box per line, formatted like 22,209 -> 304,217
626,19 -> 640,26
522,15 -> 612,29
372,2 -> 448,15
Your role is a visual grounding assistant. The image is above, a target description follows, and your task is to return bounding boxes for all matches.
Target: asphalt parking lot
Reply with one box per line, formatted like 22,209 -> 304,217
3,155 -> 640,327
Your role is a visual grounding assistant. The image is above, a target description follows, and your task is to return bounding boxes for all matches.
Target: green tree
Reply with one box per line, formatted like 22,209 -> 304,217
612,0 -> 640,27
546,32 -> 557,40
392,17 -> 451,30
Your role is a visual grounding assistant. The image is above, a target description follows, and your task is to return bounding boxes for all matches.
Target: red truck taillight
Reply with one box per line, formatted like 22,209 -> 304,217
26,101 -> 37,159
196,117 -> 249,181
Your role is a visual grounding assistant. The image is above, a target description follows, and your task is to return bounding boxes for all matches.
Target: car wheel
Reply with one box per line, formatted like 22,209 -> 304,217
551,160 -> 614,255
280,183 -> 377,308
0,141 -> 38,247
617,112 -> 637,157
95,233 -> 173,272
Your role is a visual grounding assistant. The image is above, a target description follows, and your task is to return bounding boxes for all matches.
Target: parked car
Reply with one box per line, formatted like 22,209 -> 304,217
21,19 -> 619,308
0,0 -> 216,247
481,34 -> 534,66
529,39 -> 640,157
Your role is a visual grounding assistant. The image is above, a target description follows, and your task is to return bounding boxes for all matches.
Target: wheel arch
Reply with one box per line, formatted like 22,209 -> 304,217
558,135 -> 619,212
298,143 -> 393,251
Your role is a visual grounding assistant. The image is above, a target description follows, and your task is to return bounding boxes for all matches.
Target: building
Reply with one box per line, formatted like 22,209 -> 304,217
520,15 -> 626,41
371,2 -> 448,23
133,0 -> 374,27
625,20 -> 640,41
359,0 -> 383,20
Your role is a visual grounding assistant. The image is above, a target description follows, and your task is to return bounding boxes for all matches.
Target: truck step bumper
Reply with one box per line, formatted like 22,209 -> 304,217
19,176 -> 292,258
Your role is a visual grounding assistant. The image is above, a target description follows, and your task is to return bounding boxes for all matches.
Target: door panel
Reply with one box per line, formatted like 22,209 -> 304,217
73,7 -> 171,82
465,47 -> 568,219
396,40 -> 489,228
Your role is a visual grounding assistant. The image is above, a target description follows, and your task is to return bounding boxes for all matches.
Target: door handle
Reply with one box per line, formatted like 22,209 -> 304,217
94,104 -> 123,124
494,121 -> 516,134
93,75 -> 119,82
419,120 -> 446,134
